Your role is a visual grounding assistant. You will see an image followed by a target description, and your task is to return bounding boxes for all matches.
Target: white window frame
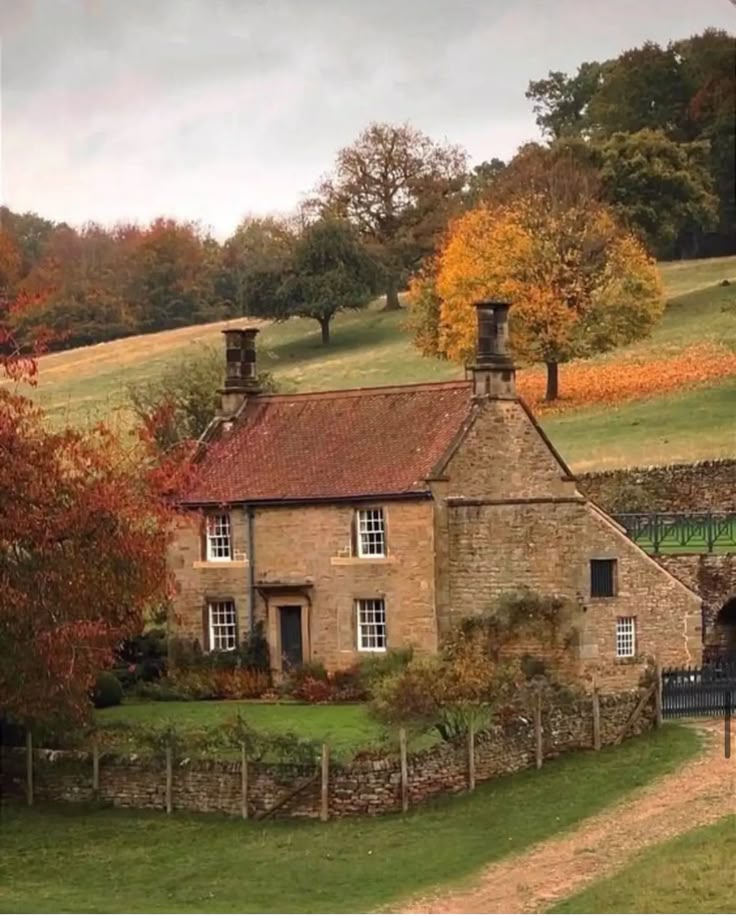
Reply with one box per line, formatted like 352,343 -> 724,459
616,616 -> 636,659
206,513 -> 232,562
356,598 -> 387,652
356,508 -> 386,558
208,599 -> 238,651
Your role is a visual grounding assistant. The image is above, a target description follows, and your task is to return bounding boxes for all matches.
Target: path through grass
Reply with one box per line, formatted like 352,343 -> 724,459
554,816 -> 736,914
0,725 -> 699,913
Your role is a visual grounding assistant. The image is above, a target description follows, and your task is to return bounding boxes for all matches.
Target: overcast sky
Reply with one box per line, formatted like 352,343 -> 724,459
1,0 -> 733,239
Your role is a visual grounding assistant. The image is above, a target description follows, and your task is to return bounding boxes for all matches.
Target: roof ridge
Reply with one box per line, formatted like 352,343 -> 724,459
250,378 -> 471,403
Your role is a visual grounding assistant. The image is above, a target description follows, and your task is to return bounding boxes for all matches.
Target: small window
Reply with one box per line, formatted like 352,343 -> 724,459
590,559 -> 616,598
356,598 -> 387,652
208,600 -> 237,651
616,616 -> 636,658
357,508 -> 386,557
206,514 -> 232,561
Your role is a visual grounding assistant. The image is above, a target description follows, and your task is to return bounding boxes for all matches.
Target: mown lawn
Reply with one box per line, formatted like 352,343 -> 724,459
554,815 -> 736,914
94,699 -> 409,761
0,725 -> 700,914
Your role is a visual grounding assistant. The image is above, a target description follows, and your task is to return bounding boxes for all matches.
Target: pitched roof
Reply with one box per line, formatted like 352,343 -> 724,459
184,380 -> 474,504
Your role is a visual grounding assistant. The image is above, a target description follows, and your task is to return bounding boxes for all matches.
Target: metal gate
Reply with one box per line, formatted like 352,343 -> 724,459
661,662 -> 736,718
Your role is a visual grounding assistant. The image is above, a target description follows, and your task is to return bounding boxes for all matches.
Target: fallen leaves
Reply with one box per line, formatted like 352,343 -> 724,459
518,343 -> 736,413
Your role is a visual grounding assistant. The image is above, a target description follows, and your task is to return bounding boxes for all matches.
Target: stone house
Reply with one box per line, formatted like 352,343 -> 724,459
171,302 -> 702,690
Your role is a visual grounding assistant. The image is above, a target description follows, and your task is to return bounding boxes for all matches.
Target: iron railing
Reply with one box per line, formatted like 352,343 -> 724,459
662,662 -> 736,718
614,512 -> 736,555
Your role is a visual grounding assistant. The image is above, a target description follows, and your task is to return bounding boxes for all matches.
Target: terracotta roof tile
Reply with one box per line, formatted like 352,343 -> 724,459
184,380 -> 473,504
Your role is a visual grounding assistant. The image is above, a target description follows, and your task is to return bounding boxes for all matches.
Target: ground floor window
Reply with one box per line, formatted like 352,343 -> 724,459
208,599 -> 237,651
356,598 -> 387,652
616,616 -> 636,658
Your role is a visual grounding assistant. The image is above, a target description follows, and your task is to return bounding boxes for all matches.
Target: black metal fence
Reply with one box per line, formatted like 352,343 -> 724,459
615,512 -> 736,555
661,663 -> 736,718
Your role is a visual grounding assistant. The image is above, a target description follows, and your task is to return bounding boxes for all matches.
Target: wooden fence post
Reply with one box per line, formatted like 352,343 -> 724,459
399,728 -> 409,813
92,737 -> 100,797
655,661 -> 663,728
240,741 -> 248,820
320,743 -> 330,822
534,689 -> 543,770
165,742 -> 173,815
592,680 -> 601,752
467,721 -> 476,792
25,729 -> 33,807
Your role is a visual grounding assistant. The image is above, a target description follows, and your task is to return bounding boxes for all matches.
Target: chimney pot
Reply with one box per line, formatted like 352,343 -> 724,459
472,300 -> 516,399
219,326 -> 261,416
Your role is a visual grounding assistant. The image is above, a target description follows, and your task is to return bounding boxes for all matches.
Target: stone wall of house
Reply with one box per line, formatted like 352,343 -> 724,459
1,692 -> 654,819
170,499 -> 438,671
657,555 -> 736,641
579,460 -> 736,513
445,499 -> 702,691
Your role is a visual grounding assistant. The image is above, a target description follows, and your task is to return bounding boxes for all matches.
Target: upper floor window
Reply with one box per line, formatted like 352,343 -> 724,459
590,558 -> 617,598
357,508 -> 386,557
206,513 -> 232,561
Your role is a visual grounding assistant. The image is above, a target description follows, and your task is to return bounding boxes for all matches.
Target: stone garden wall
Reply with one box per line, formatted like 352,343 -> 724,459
579,460 -> 736,514
1,691 -> 654,819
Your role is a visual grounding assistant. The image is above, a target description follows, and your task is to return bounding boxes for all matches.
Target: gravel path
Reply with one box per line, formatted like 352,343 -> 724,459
399,722 -> 735,914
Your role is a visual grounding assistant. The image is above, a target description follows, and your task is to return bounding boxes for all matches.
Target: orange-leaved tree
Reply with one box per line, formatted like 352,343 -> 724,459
0,301 -> 186,730
411,189 -> 663,400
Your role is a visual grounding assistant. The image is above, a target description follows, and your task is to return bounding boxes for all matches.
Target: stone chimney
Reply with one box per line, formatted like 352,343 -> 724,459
471,301 -> 516,399
218,327 -> 261,416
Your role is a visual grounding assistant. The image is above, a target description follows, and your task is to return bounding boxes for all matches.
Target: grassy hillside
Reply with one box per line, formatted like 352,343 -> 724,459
8,255 -> 736,470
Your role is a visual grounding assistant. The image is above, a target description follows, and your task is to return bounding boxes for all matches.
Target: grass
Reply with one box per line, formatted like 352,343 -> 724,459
621,516 -> 736,555
94,699 -> 420,761
543,379 -> 736,472
554,815 -> 736,914
8,255 -> 736,470
0,724 -> 700,913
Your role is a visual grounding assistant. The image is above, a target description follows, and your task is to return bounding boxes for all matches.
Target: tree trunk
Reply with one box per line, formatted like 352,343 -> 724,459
318,315 -> 331,345
383,275 -> 401,311
545,361 -> 559,401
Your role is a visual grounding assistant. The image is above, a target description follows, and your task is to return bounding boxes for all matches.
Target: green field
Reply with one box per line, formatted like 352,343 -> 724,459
0,725 -> 699,913
95,699 -> 425,761
9,255 -> 736,471
554,815 -> 736,914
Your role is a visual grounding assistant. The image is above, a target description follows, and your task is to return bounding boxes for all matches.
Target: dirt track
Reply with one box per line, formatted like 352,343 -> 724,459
399,722 -> 735,914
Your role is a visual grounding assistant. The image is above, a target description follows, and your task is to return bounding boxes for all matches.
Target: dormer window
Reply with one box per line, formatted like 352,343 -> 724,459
206,513 -> 232,561
357,508 -> 386,557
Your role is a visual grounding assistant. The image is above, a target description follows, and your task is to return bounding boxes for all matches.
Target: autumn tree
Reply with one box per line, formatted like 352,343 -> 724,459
0,323 -> 183,730
316,122 -> 467,310
411,162 -> 663,400
0,229 -> 22,298
127,218 -> 223,332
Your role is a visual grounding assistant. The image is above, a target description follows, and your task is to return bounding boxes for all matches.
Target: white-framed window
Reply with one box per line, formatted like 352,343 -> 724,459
356,598 -> 387,652
357,508 -> 386,557
208,599 -> 237,651
616,616 -> 636,659
206,513 -> 232,561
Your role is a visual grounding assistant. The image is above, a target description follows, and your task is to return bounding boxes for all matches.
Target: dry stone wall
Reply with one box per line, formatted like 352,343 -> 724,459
579,460 -> 736,513
2,692 -> 654,819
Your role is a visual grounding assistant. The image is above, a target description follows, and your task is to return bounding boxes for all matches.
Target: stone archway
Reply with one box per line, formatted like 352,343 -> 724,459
713,596 -> 736,658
